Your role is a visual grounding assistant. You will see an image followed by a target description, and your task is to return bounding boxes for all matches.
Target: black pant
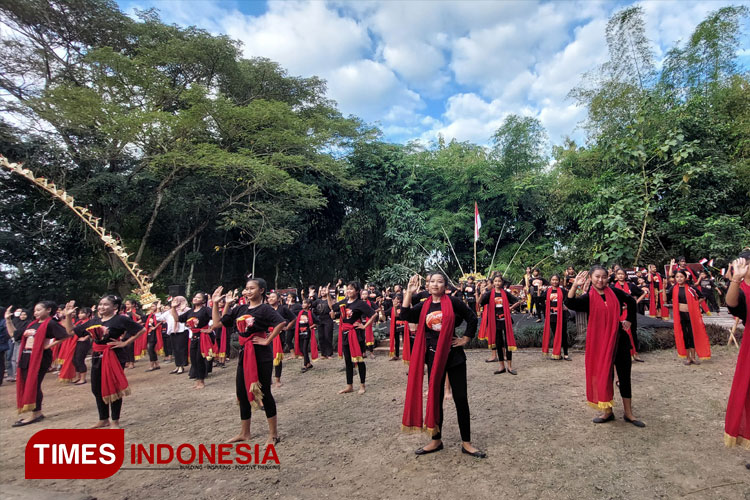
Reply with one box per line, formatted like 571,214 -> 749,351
394,327 -> 404,357
614,329 -> 632,399
18,350 -> 52,411
0,350 -> 5,385
425,351 -> 471,442
284,329 -> 294,352
679,311 -> 695,349
237,350 -> 276,421
343,330 -> 367,385
172,331 -> 189,366
163,333 -> 173,357
531,295 -> 544,319
91,354 -> 123,421
74,339 -> 91,372
705,291 -> 719,312
274,361 -> 282,379
318,320 -> 334,357
147,333 -> 158,362
189,338 -> 208,379
550,312 -> 569,356
300,334 -> 311,365
124,342 -> 135,364
492,322 -> 512,361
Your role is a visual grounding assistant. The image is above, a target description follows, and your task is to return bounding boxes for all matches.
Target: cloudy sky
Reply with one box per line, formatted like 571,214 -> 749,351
117,0 -> 748,146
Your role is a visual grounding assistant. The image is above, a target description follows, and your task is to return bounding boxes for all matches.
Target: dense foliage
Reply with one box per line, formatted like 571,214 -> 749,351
1,1 -> 747,306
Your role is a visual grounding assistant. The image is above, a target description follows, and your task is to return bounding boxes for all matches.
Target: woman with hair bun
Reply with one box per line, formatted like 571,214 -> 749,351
662,268 -> 710,365
6,301 -> 71,427
172,292 -> 214,389
325,281 -> 376,395
212,278 -> 286,444
64,295 -> 145,429
399,272 -> 484,458
565,267 -> 644,428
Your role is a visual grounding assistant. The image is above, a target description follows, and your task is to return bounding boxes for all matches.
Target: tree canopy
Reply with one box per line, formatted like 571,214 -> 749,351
1,1 -> 748,306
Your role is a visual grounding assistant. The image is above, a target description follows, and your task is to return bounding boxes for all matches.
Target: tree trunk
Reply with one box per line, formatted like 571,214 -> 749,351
149,186 -> 253,281
134,164 -> 180,263
186,236 -> 199,297
251,243 -> 257,278
274,259 -> 280,289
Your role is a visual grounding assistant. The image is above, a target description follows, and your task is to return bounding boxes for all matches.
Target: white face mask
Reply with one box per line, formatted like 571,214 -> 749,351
14,310 -> 21,317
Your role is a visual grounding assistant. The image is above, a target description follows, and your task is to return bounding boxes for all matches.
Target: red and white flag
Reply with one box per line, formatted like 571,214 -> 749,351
474,202 -> 482,242
708,259 -> 714,267
699,258 -> 708,265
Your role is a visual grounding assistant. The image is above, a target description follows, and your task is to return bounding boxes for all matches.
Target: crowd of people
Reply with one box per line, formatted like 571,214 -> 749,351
0,252 -> 748,461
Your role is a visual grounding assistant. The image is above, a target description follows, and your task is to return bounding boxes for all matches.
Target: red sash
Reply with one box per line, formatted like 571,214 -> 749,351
236,316 -> 264,408
389,306 -> 407,357
672,285 -> 711,360
16,319 -> 51,413
725,282 -> 750,447
337,305 -> 364,364
477,305 -> 488,342
614,282 -> 637,358
402,296 -> 455,436
648,273 -> 667,318
585,289 -> 621,410
294,310 -> 318,361
216,325 -> 228,362
58,319 -> 83,382
542,287 -> 564,359
365,300 -> 375,346
135,314 -> 154,360
403,326 -> 413,364
92,343 -> 130,404
479,288 -> 516,351
155,322 -> 165,356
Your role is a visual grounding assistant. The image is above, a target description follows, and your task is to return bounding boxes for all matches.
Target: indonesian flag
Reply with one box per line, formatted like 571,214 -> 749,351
700,258 -> 708,265
474,202 -> 482,242
708,259 -> 714,267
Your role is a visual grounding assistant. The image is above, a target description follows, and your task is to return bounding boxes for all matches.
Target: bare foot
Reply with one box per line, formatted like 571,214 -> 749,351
358,386 -> 366,395
110,420 -> 120,429
91,420 -> 109,429
444,392 -> 453,401
227,434 -> 250,443
194,381 -> 205,389
338,386 -> 354,394
274,380 -> 283,388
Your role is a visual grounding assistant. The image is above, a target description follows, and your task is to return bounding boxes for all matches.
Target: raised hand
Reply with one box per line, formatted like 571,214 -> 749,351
63,300 -> 77,318
573,271 -> 589,287
4,305 -> 12,320
211,286 -> 225,305
731,258 -> 749,282
406,274 -> 420,294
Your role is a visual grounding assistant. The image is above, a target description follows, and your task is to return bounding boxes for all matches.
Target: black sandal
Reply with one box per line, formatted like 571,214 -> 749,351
493,369 -> 506,374
415,443 -> 443,455
624,416 -> 646,427
593,413 -> 615,424
12,414 -> 45,427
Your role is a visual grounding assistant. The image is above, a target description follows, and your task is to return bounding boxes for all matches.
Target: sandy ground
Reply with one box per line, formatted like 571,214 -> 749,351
1,343 -> 750,500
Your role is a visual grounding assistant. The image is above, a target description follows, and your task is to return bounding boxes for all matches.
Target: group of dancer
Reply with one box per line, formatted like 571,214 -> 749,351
3,251 -> 749,461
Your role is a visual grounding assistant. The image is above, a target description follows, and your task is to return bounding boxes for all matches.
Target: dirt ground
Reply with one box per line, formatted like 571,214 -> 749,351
1,343 -> 750,500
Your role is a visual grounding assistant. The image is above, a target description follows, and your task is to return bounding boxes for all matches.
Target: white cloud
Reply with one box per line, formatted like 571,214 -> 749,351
114,0 -> 744,146
327,60 -> 423,121
220,1 -> 371,76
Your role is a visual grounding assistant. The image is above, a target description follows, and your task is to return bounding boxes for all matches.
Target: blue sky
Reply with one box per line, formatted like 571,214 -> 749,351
116,0 -> 748,146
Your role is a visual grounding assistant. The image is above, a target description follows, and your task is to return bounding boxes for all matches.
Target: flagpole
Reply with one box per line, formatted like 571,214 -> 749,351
474,238 -> 477,274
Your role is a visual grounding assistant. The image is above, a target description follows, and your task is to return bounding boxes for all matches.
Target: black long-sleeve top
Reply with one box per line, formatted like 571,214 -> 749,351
564,287 -> 637,324
665,284 -> 704,305
399,294 -> 477,368
728,289 -> 747,325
